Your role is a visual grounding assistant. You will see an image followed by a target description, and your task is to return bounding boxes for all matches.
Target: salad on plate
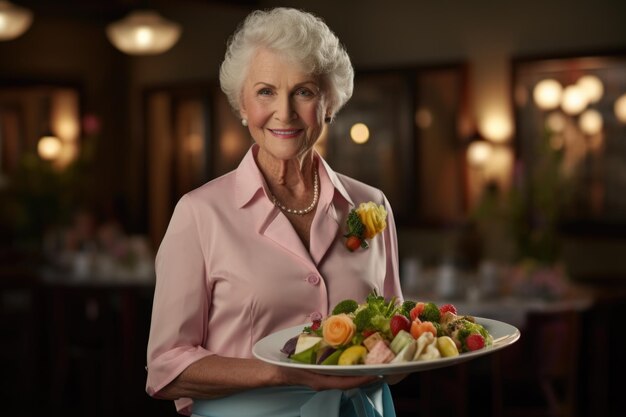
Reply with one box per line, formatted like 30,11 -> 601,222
280,292 -> 494,366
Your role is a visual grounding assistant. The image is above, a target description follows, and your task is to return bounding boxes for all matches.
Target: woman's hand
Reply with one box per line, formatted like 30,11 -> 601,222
156,356 -> 386,401
383,372 -> 409,385
275,366 -> 380,391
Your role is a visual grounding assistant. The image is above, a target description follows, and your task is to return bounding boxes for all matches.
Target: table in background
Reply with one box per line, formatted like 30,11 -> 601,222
0,268 -> 180,417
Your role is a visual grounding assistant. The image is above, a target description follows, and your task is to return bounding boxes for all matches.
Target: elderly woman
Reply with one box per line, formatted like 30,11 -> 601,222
146,7 -> 403,417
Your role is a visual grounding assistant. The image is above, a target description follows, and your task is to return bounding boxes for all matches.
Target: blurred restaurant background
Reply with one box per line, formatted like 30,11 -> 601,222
1,0 -> 625,416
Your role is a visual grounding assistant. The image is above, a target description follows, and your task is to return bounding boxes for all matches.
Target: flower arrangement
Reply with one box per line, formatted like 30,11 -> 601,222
344,202 -> 387,251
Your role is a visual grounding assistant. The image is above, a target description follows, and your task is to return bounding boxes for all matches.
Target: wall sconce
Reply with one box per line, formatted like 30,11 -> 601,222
106,10 -> 181,55
0,1 -> 33,41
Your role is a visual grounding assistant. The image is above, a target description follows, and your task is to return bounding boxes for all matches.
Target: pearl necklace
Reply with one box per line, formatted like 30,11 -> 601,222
269,171 -> 319,216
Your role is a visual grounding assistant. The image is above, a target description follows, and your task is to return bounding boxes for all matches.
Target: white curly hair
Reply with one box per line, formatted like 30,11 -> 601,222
219,7 -> 354,121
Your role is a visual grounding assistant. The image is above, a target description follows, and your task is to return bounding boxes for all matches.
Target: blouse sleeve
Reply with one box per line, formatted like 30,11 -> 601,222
145,194 -> 214,411
381,193 -> 404,302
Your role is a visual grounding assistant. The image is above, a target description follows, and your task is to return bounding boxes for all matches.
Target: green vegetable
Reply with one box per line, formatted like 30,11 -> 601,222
346,210 -> 365,238
351,332 -> 365,346
469,321 -> 492,345
419,302 -> 441,322
432,321 -> 445,337
449,317 -> 493,352
319,348 -> 343,365
400,300 -> 416,319
332,299 -> 359,315
365,291 -> 399,318
371,314 -> 392,339
390,329 -> 413,354
349,290 -> 403,339
290,343 -> 320,364
351,290 -> 397,330
302,326 -> 322,336
354,307 -> 375,332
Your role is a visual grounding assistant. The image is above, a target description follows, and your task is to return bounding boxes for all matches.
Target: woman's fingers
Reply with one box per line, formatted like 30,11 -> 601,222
282,367 -> 380,391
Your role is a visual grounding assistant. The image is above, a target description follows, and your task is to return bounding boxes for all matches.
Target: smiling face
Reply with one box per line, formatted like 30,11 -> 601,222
239,48 -> 328,163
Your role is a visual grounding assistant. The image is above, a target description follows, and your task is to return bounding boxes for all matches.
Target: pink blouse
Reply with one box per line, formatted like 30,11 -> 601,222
145,145 -> 403,414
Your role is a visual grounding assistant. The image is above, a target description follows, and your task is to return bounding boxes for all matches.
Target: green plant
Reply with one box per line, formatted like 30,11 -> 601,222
471,129 -> 573,265
0,137 -> 96,249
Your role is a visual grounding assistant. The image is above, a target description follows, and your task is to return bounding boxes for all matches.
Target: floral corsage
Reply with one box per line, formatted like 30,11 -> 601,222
344,202 -> 388,251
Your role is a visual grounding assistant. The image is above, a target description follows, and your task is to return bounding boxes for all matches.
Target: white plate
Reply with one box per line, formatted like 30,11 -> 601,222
252,317 -> 520,375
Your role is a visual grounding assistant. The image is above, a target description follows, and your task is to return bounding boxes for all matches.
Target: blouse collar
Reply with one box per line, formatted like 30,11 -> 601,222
234,144 -> 354,210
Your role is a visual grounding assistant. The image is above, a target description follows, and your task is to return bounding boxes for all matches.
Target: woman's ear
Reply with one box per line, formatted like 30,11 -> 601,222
238,92 -> 248,121
239,108 -> 248,126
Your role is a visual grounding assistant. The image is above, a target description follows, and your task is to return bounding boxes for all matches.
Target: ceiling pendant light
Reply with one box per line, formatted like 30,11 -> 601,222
0,1 -> 33,41
106,10 -> 181,55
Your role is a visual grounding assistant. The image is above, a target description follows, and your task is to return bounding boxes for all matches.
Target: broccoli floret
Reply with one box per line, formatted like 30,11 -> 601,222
458,326 -> 472,342
351,332 -> 365,347
445,317 -> 469,336
465,321 -> 492,346
371,314 -> 392,339
432,321 -> 445,337
366,291 -> 385,306
353,290 -> 402,335
454,318 -> 493,351
332,299 -> 359,315
419,302 -> 441,322
400,300 -> 416,319
346,210 -> 365,238
354,307 -> 375,331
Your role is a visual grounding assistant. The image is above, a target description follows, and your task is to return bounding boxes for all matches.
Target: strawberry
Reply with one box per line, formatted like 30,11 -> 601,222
439,303 -> 457,316
389,314 -> 411,337
465,333 -> 485,351
345,235 -> 362,251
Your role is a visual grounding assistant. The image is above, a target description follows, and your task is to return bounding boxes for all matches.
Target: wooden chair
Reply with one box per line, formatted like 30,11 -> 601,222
491,309 -> 581,417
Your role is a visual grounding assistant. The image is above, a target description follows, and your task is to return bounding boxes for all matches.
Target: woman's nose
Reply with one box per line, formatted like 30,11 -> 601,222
274,94 -> 297,122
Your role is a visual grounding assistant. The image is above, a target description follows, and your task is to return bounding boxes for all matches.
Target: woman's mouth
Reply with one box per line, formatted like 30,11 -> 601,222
268,128 -> 302,139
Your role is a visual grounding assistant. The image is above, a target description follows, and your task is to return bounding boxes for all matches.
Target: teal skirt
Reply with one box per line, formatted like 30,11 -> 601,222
191,382 -> 396,417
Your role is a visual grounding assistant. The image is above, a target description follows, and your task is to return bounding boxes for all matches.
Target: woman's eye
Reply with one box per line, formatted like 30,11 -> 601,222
257,88 -> 273,96
295,88 -> 314,97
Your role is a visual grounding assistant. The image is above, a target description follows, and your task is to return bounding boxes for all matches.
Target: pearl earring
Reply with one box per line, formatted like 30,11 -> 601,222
241,118 -> 248,127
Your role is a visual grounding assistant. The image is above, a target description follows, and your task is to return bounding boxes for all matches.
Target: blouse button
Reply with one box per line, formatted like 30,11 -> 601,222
310,311 -> 323,321
306,274 -> 320,285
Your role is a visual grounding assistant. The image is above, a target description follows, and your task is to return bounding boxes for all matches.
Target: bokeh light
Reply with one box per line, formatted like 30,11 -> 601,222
579,109 -> 603,135
576,75 -> 604,103
615,93 -> 626,123
37,135 -> 62,160
533,79 -> 562,110
561,84 -> 588,115
350,123 -> 370,144
467,141 -> 492,167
